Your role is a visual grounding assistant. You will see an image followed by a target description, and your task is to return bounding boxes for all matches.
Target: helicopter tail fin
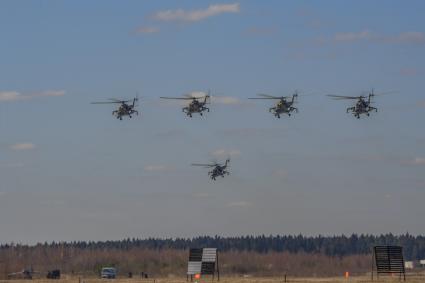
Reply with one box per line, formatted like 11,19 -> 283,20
293,90 -> 299,103
205,90 -> 211,104
133,93 -> 139,107
368,88 -> 375,103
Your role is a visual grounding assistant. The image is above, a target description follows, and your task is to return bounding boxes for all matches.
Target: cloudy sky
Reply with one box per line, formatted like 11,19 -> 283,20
0,0 -> 424,244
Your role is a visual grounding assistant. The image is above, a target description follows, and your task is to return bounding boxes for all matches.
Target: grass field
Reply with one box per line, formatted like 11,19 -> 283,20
1,275 -> 424,283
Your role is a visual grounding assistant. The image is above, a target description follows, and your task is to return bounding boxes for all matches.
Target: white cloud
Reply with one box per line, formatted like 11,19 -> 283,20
211,96 -> 241,105
410,157 -> 425,166
0,91 -> 26,102
334,30 -> 371,42
396,31 -> 425,44
211,149 -> 240,158
333,30 -> 425,44
0,90 -> 65,102
402,157 -> 425,166
10,143 -> 35,151
136,26 -> 160,34
144,165 -> 168,172
400,68 -> 418,76
153,3 -> 240,22
227,201 -> 252,207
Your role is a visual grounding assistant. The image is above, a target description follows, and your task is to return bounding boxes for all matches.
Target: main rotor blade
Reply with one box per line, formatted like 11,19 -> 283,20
327,94 -> 359,100
191,163 -> 215,167
90,101 -> 122,104
108,98 -> 130,103
257,93 -> 282,99
183,94 -> 209,100
160,97 -> 193,100
248,97 -> 279,100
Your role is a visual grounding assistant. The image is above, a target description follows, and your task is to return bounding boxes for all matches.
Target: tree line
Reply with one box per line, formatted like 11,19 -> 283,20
2,234 -> 425,260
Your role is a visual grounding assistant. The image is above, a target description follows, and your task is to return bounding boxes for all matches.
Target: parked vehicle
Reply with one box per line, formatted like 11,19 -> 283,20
101,267 -> 117,279
46,269 -> 60,279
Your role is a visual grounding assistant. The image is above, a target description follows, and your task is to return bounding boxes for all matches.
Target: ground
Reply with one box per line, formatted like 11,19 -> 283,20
1,276 -> 424,283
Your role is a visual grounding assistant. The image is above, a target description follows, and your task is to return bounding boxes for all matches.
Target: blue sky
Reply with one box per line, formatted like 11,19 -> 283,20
0,0 -> 424,244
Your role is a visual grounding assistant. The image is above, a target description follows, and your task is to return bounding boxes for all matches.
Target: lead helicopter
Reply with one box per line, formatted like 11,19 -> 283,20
192,159 -> 230,180
91,96 -> 139,120
327,89 -> 393,118
160,91 -> 210,117
249,91 -> 298,118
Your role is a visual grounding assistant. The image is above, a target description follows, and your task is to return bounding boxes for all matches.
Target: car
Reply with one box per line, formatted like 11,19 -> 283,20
101,267 -> 117,279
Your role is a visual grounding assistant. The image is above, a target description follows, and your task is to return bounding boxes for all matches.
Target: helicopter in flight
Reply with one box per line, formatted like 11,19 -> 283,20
249,91 -> 298,118
327,89 -> 392,118
91,97 -> 139,120
192,159 -> 230,180
160,91 -> 210,117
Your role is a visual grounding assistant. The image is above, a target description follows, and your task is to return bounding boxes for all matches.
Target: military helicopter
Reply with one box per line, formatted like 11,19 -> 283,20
248,91 -> 298,118
91,96 -> 139,120
8,267 -> 40,279
192,159 -> 230,180
160,91 -> 210,117
327,89 -> 392,118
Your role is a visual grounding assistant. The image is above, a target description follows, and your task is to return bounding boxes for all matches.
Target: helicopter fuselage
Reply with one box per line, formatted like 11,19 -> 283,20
208,165 -> 229,180
113,103 -> 138,120
270,97 -> 298,118
347,96 -> 377,118
183,99 -> 209,117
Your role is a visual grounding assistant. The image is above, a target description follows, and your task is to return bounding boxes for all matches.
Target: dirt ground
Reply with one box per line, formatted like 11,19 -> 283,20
0,275 -> 424,283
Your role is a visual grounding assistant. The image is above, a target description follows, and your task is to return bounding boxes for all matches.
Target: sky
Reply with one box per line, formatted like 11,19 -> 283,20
0,0 -> 424,244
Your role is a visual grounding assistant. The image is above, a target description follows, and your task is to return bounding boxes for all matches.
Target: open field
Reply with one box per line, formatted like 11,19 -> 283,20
1,276 -> 425,283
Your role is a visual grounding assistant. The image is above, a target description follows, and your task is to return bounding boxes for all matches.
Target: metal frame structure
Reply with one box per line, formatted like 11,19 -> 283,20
372,246 -> 406,281
187,248 -> 220,281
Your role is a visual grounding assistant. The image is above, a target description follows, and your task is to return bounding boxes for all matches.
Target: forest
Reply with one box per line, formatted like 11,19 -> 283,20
0,234 -> 423,278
